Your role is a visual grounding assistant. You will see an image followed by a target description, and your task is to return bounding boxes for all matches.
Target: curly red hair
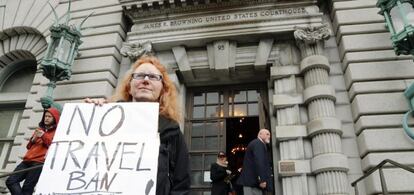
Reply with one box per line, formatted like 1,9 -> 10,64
111,55 -> 181,122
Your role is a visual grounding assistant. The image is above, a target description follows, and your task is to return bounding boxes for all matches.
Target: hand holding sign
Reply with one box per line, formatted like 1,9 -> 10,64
34,129 -> 44,138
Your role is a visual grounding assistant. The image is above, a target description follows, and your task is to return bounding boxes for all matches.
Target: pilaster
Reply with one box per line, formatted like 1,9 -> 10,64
271,45 -> 313,195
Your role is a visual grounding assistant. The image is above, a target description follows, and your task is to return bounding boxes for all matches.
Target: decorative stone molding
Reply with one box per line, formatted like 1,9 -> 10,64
294,24 -> 331,44
303,84 -> 336,104
120,41 -> 153,61
300,55 -> 330,73
307,117 -> 342,137
294,24 -> 331,57
311,153 -> 349,174
121,0 -> 279,19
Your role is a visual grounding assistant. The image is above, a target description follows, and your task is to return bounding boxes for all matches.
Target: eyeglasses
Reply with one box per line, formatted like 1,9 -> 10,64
131,73 -> 163,81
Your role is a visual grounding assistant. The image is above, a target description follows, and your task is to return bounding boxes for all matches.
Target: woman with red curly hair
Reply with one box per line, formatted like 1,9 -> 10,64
85,55 -> 190,195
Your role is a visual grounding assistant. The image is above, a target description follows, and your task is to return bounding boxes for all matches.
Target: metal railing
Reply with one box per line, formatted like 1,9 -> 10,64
0,164 -> 43,179
351,159 -> 414,195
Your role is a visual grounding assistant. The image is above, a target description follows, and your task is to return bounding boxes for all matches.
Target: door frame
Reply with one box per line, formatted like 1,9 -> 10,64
184,83 -> 269,192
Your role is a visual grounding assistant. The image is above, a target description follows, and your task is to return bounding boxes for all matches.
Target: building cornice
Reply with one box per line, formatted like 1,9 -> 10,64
120,0 -> 316,21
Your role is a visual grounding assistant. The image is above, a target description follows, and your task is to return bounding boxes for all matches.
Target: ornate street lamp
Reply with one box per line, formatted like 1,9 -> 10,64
377,0 -> 414,139
40,1 -> 92,111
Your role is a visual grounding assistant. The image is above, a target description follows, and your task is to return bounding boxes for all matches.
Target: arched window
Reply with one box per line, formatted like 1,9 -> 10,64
0,59 -> 36,169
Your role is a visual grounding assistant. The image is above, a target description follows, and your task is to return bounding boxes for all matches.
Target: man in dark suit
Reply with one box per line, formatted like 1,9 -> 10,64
237,129 -> 273,195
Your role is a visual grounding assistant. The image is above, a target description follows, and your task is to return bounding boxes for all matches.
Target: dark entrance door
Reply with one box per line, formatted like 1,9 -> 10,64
186,84 -> 268,195
226,117 -> 259,173
225,117 -> 259,195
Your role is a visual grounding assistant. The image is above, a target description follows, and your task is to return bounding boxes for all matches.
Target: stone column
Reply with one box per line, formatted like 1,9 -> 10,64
271,46 -> 314,195
294,25 -> 349,194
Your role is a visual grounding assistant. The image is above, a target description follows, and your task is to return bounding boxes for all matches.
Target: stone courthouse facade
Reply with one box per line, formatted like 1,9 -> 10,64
0,0 -> 413,194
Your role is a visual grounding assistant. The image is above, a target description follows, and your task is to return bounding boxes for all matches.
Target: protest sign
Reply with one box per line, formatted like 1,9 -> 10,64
35,103 -> 160,195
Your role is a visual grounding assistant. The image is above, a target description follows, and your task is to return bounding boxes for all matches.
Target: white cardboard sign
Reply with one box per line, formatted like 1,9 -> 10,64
35,103 -> 160,195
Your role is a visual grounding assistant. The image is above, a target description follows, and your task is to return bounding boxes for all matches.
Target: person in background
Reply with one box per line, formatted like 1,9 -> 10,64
237,129 -> 273,195
6,107 -> 60,195
210,151 -> 234,195
84,55 -> 191,195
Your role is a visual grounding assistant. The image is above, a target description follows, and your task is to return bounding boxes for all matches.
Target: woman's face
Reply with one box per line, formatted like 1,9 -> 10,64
129,63 -> 163,102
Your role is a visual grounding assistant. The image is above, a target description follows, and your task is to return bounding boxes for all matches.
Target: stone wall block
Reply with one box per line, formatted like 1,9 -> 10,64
329,75 -> 347,92
282,175 -> 312,194
71,0 -> 120,12
53,81 -> 114,100
72,56 -> 120,76
24,92 -> 42,110
32,72 -> 49,85
270,65 -> 300,80
336,91 -> 350,105
348,173 -> 366,195
70,12 -> 124,30
338,23 -> 386,41
7,144 -> 25,163
349,80 -> 407,101
79,33 -> 123,51
361,152 -> 414,171
364,168 -> 414,194
15,118 -> 30,135
357,128 -> 414,157
345,60 -> 414,89
354,114 -> 414,135
339,33 -> 392,60
342,123 -> 356,138
25,112 -> 44,129
333,0 -> 376,11
254,38 -> 274,68
273,94 -> 303,109
335,105 -> 354,123
280,139 -> 305,160
335,8 -> 382,27
78,47 -> 122,63
276,106 -> 301,125
342,138 -> 360,158
275,125 -> 307,141
351,93 -> 408,121
347,157 -> 363,175
342,50 -> 410,71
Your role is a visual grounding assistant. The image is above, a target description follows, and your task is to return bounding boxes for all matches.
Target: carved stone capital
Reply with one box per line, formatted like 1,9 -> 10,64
120,41 -> 153,61
294,24 -> 331,44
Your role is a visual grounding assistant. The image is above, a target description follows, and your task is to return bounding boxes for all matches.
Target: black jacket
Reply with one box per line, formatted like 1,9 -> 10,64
156,116 -> 191,195
237,138 -> 273,191
210,163 -> 230,195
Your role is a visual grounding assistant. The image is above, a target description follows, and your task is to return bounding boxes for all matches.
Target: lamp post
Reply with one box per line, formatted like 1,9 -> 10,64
377,0 -> 414,139
40,0 -> 91,111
